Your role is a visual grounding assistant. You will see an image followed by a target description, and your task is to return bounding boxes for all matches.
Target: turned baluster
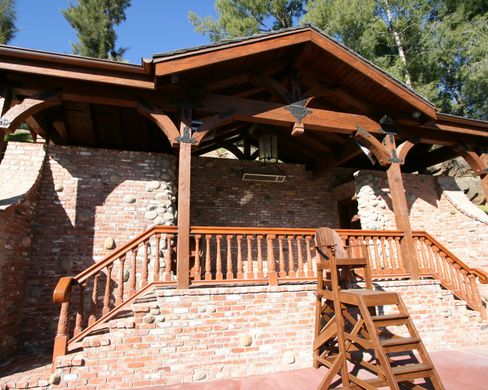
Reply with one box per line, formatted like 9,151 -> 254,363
226,235 -> 234,279
297,236 -> 305,277
165,234 -> 173,281
141,240 -> 149,287
205,235 -> 212,280
116,255 -> 125,306
287,236 -> 296,277
266,234 -> 278,285
278,235 -> 286,277
425,240 -> 437,276
257,235 -> 264,279
418,237 -> 429,273
129,248 -> 137,295
452,263 -> 462,296
468,274 -> 485,318
194,234 -> 202,281
380,237 -> 390,273
74,283 -> 85,335
305,236 -> 313,277
216,235 -> 223,280
393,236 -> 404,274
246,235 -> 254,279
88,274 -> 100,326
102,265 -> 112,315
437,251 -> 448,283
373,237 -> 382,275
387,237 -> 396,272
153,234 -> 160,282
237,235 -> 244,279
444,257 -> 455,291
53,301 -> 70,360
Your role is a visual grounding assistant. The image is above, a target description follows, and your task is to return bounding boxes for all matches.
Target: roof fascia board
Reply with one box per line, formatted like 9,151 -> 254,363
154,30 -> 312,76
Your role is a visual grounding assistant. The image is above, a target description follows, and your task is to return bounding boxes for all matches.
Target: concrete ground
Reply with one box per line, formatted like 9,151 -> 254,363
148,346 -> 488,390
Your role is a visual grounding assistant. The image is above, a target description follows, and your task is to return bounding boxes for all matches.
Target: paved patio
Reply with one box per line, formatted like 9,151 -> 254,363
147,346 -> 488,390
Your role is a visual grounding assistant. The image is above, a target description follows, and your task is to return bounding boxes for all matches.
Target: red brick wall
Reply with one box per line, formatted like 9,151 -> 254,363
52,280 -> 488,389
191,157 -> 342,228
0,142 -> 45,361
22,145 -> 176,353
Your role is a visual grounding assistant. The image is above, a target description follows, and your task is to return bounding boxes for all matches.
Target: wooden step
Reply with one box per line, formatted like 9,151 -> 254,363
371,313 -> 409,326
391,363 -> 434,382
380,336 -> 421,352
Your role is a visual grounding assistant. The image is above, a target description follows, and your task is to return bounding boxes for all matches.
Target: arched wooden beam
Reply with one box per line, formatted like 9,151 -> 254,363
396,138 -> 421,164
136,99 -> 180,147
194,110 -> 237,145
452,145 -> 487,176
353,127 -> 391,166
217,141 -> 246,160
0,89 -> 61,133
452,145 -> 488,204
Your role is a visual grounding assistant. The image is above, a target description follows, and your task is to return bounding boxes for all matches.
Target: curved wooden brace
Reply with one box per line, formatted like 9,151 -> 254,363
0,90 -> 61,133
396,138 -> 420,164
452,145 -> 488,176
136,99 -> 180,147
194,110 -> 237,145
353,127 -> 391,166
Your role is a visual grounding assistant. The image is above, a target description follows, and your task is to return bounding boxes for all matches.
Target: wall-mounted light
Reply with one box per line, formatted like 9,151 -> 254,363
259,134 -> 278,164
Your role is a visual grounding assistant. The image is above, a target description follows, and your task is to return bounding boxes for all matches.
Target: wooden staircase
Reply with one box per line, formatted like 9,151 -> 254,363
313,227 -> 444,389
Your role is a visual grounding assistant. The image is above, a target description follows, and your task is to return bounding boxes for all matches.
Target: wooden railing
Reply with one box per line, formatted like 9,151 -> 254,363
52,226 -> 488,360
52,226 -> 178,360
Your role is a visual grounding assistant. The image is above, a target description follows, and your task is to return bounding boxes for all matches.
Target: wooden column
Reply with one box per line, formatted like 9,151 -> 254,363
176,109 -> 193,289
385,134 -> 420,279
0,87 -> 12,155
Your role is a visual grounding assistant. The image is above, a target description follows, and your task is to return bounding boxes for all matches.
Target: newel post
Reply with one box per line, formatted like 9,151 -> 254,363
176,108 -> 193,289
385,134 -> 420,279
52,276 -> 74,362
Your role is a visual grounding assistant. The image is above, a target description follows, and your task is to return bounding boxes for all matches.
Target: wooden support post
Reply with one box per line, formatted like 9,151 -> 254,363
0,87 -> 12,156
176,108 -> 193,289
385,134 -> 420,279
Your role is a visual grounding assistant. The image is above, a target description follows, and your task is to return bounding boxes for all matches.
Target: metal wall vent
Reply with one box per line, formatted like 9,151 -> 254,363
242,173 -> 286,183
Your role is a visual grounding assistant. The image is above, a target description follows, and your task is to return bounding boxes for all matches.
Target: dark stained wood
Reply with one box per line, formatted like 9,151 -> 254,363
384,134 -> 420,278
176,109 -> 193,289
137,100 -> 180,146
354,128 -> 391,166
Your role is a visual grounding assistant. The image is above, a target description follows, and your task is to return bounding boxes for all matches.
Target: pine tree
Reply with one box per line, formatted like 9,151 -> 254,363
0,0 -> 17,44
63,0 -> 131,60
189,0 -> 307,42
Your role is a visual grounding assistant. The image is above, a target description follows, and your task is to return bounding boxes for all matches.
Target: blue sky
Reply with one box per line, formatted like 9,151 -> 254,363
11,0 -> 217,64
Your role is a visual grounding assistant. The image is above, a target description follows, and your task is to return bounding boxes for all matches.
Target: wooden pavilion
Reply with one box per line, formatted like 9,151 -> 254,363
1,26 -> 488,369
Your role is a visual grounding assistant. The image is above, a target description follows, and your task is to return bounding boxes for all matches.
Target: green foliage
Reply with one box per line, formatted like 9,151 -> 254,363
189,0 -> 307,42
63,0 -> 131,60
0,0 -> 17,44
5,129 -> 33,143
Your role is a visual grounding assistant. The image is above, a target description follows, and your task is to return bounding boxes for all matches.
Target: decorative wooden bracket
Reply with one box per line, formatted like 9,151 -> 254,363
354,126 -> 391,166
452,144 -> 488,176
396,137 -> 421,164
136,99 -> 180,147
285,99 -> 312,137
0,89 -> 61,133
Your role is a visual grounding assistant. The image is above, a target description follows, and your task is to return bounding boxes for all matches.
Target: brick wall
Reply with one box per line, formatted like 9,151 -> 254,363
0,142 -> 46,361
191,157 -> 342,228
50,280 -> 488,389
21,145 -> 176,353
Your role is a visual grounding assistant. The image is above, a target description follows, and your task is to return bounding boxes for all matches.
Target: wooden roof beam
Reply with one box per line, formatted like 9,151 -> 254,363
136,99 -> 180,147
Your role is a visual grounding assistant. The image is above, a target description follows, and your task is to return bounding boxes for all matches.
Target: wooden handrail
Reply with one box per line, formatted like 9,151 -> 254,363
75,226 -> 177,284
53,276 -> 75,303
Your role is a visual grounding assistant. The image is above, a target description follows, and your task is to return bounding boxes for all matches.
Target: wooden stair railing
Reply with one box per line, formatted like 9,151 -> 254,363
52,226 -> 488,361
52,226 -> 178,361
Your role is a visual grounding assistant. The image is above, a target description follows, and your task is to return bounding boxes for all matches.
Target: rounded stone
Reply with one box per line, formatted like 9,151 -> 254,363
163,212 -> 174,221
123,269 -> 130,282
123,195 -> 136,204
153,217 -> 166,225
21,236 -> 32,248
150,308 -> 160,315
54,184 -> 64,192
193,371 -> 206,381
207,306 -> 216,313
198,307 -> 206,313
104,238 -> 116,250
145,181 -> 161,192
147,202 -> 158,211
145,210 -> 158,220
239,334 -> 253,347
143,315 -> 155,324
155,192 -> 171,201
49,373 -> 61,385
79,210 -> 91,222
161,159 -> 171,168
109,174 -> 120,184
157,315 -> 166,323
282,351 -> 295,364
